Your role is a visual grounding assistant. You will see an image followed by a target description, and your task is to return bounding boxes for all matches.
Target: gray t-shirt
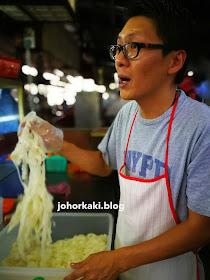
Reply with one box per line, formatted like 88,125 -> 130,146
98,90 -> 210,222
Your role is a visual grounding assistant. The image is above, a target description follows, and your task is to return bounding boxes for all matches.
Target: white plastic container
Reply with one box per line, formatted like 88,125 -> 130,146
0,212 -> 114,280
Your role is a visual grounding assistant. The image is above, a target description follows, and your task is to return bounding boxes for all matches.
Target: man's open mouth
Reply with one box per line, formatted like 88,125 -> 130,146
119,76 -> 131,86
120,77 -> 130,83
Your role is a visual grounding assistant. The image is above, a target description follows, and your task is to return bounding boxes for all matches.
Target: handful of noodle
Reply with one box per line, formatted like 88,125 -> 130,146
2,112 -> 108,268
6,112 -> 53,266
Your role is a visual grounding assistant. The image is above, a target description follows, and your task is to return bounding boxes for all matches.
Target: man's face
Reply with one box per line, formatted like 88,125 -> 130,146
115,16 -> 171,101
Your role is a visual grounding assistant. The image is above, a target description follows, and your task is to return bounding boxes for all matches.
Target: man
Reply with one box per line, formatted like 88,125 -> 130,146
25,0 -> 210,279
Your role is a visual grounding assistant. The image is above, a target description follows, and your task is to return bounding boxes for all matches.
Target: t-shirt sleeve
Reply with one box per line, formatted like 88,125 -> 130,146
187,125 -> 210,217
97,117 -> 119,170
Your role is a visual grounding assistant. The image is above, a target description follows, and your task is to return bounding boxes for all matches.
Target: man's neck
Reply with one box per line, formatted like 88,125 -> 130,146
137,85 -> 177,119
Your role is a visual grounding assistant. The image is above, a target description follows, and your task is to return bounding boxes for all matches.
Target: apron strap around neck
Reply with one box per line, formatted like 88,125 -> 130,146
165,93 -> 179,172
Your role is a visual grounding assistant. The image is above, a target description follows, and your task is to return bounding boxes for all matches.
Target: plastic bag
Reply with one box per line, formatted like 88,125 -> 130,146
18,111 -> 63,153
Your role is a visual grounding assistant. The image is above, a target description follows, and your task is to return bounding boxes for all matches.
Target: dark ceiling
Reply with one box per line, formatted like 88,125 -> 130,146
0,0 -> 210,83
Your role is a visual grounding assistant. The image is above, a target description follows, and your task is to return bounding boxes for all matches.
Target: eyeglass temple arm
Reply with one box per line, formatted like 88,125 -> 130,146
144,43 -> 171,50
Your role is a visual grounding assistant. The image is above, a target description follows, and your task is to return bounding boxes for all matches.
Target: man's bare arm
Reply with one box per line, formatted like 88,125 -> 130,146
59,140 -> 113,177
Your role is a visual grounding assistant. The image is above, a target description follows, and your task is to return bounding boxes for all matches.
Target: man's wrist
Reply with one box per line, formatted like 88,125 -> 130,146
113,247 -> 136,274
59,140 -> 70,155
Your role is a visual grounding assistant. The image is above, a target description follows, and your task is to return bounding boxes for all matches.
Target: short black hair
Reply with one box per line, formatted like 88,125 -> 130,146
124,0 -> 194,84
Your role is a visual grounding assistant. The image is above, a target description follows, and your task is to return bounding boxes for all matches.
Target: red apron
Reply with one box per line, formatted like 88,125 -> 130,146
115,95 -> 199,279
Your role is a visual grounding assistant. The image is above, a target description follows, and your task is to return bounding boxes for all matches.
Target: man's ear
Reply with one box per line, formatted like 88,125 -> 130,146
168,50 -> 186,75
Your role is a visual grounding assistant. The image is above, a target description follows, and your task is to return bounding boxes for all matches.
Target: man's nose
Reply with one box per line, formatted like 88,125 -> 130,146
115,50 -> 129,68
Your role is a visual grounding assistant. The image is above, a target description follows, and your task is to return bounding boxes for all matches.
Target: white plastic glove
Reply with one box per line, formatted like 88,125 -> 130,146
18,111 -> 63,153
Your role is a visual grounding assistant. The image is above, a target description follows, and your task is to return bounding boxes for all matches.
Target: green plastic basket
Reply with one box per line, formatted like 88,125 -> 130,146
45,155 -> 67,173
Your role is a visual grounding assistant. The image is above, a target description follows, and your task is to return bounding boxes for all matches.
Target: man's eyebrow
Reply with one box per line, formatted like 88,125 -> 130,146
117,31 -> 142,40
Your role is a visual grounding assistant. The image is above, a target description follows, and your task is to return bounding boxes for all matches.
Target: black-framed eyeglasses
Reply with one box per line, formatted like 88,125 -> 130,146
109,42 -> 169,60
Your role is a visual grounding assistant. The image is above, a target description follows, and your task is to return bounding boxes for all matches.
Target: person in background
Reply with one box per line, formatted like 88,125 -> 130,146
179,76 -> 198,100
179,72 -> 206,101
20,0 -> 210,279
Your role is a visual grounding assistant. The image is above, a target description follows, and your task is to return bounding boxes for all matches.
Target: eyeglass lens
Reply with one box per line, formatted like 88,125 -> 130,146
110,43 -> 139,60
125,43 -> 138,58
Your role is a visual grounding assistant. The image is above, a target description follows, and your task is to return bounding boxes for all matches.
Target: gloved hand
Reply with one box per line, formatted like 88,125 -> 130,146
18,112 -> 63,153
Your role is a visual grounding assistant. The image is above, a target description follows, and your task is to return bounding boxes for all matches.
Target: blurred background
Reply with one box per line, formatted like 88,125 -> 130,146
0,0 -> 210,134
0,0 -> 210,132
